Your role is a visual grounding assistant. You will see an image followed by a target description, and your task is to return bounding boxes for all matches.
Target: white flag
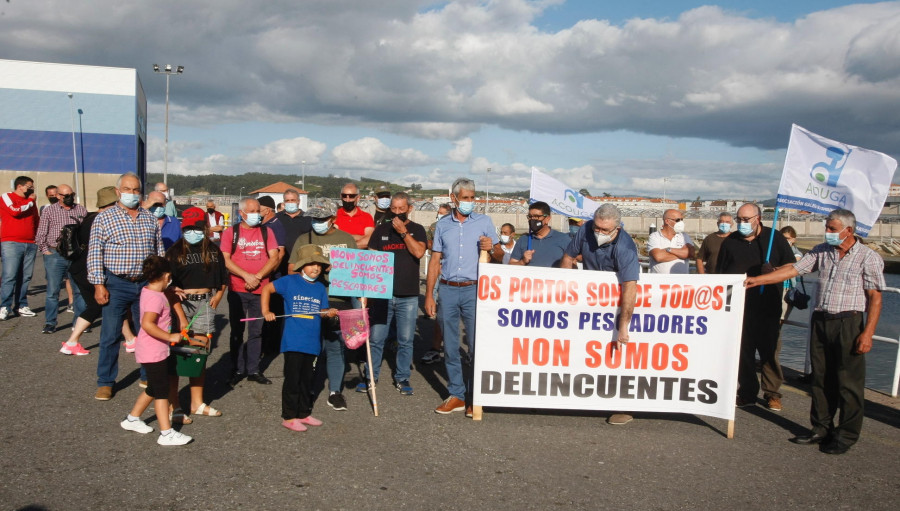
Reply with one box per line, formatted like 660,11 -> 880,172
530,168 -> 602,220
777,124 -> 897,236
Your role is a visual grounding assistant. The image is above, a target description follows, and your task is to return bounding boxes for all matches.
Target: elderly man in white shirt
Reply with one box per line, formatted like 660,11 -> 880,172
647,209 -> 695,274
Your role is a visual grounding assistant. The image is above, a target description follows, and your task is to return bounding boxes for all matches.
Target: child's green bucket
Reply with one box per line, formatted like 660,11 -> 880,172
175,348 -> 209,377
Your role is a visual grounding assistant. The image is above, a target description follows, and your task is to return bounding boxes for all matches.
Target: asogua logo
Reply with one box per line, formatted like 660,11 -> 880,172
563,189 -> 584,209
810,146 -> 852,187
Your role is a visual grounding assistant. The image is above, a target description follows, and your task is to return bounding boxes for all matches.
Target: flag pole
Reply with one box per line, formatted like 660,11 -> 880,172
760,206 -> 781,294
360,297 -> 378,416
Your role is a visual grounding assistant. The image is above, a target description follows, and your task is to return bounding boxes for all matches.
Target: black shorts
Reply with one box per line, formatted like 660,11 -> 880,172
142,356 -> 176,399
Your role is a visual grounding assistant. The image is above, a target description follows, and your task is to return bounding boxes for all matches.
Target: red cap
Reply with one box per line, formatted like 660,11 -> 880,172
181,207 -> 207,230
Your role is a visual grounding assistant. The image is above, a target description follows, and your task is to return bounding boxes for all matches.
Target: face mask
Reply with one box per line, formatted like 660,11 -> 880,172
825,231 -> 846,246
312,221 -> 330,234
245,213 -> 261,227
48,196 -> 59,204
394,212 -> 408,222
158,190 -> 169,200
302,271 -> 318,282
737,222 -> 754,237
569,225 -> 580,236
500,235 -> 511,244
457,201 -> 475,216
183,230 -> 205,245
284,202 -> 299,214
437,212 -> 448,220
595,232 -> 614,246
150,206 -> 166,218
672,220 -> 685,234
120,193 -> 140,208
528,219 -> 544,234
341,200 -> 355,212
207,207 -> 217,214
24,188 -> 35,198
718,223 -> 731,234
377,197 -> 391,209
62,196 -> 75,207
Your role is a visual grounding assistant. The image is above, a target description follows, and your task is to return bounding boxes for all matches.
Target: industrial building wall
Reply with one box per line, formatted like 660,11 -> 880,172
0,59 -> 146,210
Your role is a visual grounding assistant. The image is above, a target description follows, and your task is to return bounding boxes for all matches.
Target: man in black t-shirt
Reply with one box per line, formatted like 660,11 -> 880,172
275,189 -> 312,277
717,203 -> 795,412
362,192 -> 426,395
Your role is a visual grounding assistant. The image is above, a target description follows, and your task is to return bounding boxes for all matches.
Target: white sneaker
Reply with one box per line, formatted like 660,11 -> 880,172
120,418 -> 153,434
65,305 -> 75,313
0,307 -> 8,321
157,430 -> 193,446
17,306 -> 36,317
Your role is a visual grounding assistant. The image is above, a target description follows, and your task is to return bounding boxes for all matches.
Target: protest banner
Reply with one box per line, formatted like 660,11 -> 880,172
776,124 -> 897,236
473,264 -> 745,432
327,247 -> 395,299
530,168 -> 602,220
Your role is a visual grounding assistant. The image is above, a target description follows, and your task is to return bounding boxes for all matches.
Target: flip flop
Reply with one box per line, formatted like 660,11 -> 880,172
192,403 -> 222,417
170,409 -> 193,425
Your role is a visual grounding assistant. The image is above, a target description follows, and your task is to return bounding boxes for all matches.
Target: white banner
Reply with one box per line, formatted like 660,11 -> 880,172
473,264 -> 745,421
530,168 -> 602,220
777,124 -> 897,236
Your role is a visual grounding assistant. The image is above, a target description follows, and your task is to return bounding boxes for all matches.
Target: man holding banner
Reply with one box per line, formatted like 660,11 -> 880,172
425,178 -> 499,417
716,203 -> 794,411
560,204 -> 640,425
363,192 -> 426,396
746,208 -> 884,455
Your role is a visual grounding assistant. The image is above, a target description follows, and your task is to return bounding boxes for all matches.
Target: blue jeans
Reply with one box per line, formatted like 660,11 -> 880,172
438,285 -> 477,401
315,327 -> 346,393
43,250 -> 85,327
0,241 -> 37,311
96,273 -> 145,387
367,296 -> 418,383
227,290 -> 263,375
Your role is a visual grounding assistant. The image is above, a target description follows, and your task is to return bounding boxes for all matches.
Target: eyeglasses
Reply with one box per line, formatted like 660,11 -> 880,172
527,215 -> 547,220
57,193 -> 73,199
736,216 -> 757,223
341,193 -> 358,199
666,217 -> 683,222
593,227 -> 618,235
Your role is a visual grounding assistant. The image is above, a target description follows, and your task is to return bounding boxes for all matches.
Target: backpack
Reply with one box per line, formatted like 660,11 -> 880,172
57,220 -> 85,261
231,222 -> 269,258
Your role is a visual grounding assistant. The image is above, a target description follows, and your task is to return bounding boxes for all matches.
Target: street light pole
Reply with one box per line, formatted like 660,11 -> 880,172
153,64 -> 184,187
663,177 -> 669,204
239,186 -> 245,199
67,93 -> 81,203
486,167 -> 491,213
301,160 -> 306,190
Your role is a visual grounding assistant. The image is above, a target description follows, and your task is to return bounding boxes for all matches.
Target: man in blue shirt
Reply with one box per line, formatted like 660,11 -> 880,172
424,178 -> 499,417
509,201 -> 571,268
561,203 -> 640,425
144,191 -> 181,250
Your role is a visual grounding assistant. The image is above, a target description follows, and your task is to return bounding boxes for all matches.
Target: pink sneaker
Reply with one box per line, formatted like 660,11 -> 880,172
124,340 -> 136,353
298,416 -> 323,427
282,419 -> 307,432
60,342 -> 90,356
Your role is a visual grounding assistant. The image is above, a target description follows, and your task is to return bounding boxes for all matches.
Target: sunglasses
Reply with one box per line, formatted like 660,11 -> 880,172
341,193 -> 358,199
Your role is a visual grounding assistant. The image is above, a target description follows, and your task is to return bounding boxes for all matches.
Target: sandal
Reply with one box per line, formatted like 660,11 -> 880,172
170,409 -> 193,425
192,403 -> 222,417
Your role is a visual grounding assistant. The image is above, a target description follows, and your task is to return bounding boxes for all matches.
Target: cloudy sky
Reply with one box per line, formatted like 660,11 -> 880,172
3,0 -> 899,199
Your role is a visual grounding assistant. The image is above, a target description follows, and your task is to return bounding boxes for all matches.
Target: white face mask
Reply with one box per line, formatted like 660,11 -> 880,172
672,220 -> 685,234
500,234 -> 511,244
595,231 -> 614,246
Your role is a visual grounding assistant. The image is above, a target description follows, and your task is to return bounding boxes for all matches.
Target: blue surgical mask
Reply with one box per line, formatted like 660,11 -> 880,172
312,220 -> 330,235
120,193 -> 140,208
737,222 -> 754,237
377,197 -> 391,209
284,202 -> 299,214
569,225 -> 580,236
718,223 -> 731,234
302,271 -> 317,282
825,231 -> 846,246
457,201 -> 475,216
245,213 -> 261,227
150,206 -> 166,218
183,230 -> 205,245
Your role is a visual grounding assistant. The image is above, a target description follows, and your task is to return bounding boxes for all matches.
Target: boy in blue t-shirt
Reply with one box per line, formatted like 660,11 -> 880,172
261,245 -> 337,433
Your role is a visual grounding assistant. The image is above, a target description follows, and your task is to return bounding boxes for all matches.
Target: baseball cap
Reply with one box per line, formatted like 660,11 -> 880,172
305,201 -> 336,219
181,207 -> 206,230
374,184 -> 391,197
258,196 -> 276,209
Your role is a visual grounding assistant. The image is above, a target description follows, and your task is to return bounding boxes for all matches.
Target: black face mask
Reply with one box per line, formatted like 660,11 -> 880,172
24,188 -> 34,198
341,201 -> 355,212
528,219 -> 544,234
207,208 -> 216,214
48,196 -> 59,204
62,195 -> 75,207
395,213 -> 408,222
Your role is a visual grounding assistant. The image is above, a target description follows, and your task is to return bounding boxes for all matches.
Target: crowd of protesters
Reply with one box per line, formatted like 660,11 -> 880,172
0,173 -> 883,454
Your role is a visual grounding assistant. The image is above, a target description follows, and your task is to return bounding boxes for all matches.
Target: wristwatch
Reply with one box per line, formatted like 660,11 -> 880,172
665,247 -> 672,253
399,232 -> 407,239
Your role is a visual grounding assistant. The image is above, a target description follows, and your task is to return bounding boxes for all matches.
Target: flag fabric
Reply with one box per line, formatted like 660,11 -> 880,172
529,168 -> 602,220
776,124 -> 897,236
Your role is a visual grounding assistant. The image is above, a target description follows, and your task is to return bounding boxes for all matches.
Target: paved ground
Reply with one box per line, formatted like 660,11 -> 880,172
1,258 -> 898,510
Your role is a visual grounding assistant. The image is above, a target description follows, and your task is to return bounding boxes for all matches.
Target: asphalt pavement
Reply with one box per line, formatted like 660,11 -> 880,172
1,257 -> 898,510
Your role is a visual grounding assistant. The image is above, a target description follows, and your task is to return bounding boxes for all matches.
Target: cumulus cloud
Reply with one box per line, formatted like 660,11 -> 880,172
331,137 -> 431,171
244,137 -> 327,166
447,137 -> 473,163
